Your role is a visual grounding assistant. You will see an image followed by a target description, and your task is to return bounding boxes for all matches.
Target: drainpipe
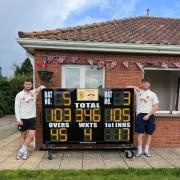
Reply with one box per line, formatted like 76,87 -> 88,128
26,52 -> 36,148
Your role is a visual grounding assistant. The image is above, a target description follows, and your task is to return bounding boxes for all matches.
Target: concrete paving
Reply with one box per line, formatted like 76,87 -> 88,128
0,115 -> 180,170
0,131 -> 180,170
0,115 -> 17,140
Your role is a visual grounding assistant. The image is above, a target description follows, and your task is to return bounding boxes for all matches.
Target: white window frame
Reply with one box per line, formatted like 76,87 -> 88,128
144,67 -> 180,115
62,65 -> 105,88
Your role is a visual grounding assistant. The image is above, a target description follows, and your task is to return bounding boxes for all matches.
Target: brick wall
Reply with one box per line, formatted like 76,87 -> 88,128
133,117 -> 180,147
34,49 -> 180,149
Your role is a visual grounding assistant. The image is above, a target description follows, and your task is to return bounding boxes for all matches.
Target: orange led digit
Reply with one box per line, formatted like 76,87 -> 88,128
63,92 -> 71,106
124,91 -> 131,105
75,108 -> 83,122
123,128 -> 130,141
92,109 -> 101,122
84,109 -> 92,121
84,128 -> 92,141
122,108 -> 130,122
59,128 -> 67,142
54,108 -> 63,122
64,108 -> 71,122
114,108 -> 121,122
50,129 -> 59,141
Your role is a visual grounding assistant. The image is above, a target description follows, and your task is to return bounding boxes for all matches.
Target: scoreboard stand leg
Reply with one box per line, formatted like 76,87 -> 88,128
48,150 -> 53,160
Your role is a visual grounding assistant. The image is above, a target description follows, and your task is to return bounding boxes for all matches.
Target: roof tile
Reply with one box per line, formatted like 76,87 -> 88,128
18,16 -> 180,45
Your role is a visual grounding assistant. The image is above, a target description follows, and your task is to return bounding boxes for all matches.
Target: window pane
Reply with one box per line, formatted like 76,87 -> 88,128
145,70 -> 180,111
85,67 -> 103,88
64,68 -> 80,88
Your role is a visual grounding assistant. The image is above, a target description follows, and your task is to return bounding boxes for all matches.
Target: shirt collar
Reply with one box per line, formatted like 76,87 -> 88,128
23,90 -> 32,95
141,89 -> 150,93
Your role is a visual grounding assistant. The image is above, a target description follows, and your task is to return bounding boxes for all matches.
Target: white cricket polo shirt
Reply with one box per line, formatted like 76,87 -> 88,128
135,89 -> 159,114
15,89 -> 38,120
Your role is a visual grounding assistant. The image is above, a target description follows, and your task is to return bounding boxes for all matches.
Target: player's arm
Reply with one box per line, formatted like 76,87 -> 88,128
143,103 -> 159,120
35,85 -> 46,95
143,93 -> 159,120
148,104 -> 159,116
15,94 -> 23,125
126,85 -> 140,92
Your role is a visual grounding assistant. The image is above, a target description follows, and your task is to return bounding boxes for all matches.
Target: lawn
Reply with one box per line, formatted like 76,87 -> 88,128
0,168 -> 180,180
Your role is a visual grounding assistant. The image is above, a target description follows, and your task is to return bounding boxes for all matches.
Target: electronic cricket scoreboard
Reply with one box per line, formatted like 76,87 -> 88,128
42,88 -> 134,146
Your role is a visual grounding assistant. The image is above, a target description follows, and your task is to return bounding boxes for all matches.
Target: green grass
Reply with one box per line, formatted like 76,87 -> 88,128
0,168 -> 180,180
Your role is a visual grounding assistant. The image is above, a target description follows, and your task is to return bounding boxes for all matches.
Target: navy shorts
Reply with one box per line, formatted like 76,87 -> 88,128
17,118 -> 36,132
135,113 -> 156,135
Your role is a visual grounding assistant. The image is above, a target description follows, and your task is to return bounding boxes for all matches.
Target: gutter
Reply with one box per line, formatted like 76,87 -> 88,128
17,38 -> 180,55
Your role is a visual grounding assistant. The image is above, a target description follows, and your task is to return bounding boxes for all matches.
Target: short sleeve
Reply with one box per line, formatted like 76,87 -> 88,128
152,93 -> 159,105
31,89 -> 38,97
134,89 -> 141,96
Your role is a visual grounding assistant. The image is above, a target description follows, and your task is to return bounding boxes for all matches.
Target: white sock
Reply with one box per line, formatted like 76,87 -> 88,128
138,145 -> 142,154
19,145 -> 27,154
144,145 -> 150,153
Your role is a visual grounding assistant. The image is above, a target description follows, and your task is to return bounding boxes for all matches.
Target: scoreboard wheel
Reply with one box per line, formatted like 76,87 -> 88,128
48,150 -> 53,160
125,150 -> 134,158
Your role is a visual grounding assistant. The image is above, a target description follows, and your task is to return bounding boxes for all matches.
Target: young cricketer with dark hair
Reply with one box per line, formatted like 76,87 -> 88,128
127,78 -> 159,157
15,79 -> 45,160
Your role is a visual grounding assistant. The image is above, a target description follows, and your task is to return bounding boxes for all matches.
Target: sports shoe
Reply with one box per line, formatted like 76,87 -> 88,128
21,153 -> 28,160
135,152 -> 142,157
144,151 -> 152,157
16,151 -> 23,160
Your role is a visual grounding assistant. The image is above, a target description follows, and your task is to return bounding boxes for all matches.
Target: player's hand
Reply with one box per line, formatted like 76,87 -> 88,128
17,120 -> 23,125
143,115 -> 150,121
40,85 -> 46,90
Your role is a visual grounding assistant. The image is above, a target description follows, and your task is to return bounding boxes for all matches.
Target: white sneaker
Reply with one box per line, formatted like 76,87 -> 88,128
144,152 -> 152,157
135,152 -> 142,157
16,151 -> 23,160
21,153 -> 28,160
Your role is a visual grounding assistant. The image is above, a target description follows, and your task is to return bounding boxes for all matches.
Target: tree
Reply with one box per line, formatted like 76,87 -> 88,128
14,58 -> 33,76
0,58 -> 33,114
0,73 -> 33,114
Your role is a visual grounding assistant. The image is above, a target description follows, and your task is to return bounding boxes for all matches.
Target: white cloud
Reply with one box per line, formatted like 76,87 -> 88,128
68,16 -> 106,27
0,0 -> 143,77
41,0 -> 86,25
99,0 -> 141,19
38,0 -> 109,28
36,0 -> 141,28
0,0 -> 111,76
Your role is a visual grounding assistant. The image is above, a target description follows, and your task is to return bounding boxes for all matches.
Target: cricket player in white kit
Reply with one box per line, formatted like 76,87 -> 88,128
127,78 -> 159,157
15,79 -> 45,160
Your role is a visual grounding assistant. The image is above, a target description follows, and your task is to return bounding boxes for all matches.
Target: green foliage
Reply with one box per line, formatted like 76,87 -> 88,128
14,58 -> 33,76
0,58 -> 33,114
0,76 -> 11,113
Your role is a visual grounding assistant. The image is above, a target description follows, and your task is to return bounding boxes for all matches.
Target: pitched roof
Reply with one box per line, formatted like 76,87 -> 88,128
18,16 -> 180,45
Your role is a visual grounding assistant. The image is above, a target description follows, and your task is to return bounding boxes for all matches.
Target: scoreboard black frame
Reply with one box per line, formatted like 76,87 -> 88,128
41,88 -> 134,147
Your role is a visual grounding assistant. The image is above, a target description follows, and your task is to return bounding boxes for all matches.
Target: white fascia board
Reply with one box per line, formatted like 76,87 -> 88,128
17,38 -> 180,55
144,67 -> 180,71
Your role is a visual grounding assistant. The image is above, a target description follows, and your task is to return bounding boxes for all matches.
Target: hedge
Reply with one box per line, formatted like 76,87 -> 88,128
0,74 -> 32,114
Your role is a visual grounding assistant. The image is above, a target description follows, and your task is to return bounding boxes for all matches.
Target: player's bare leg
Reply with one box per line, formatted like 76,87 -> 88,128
20,131 -> 27,145
17,130 -> 35,160
145,134 -> 152,146
144,134 -> 152,157
24,130 -> 36,147
136,133 -> 143,157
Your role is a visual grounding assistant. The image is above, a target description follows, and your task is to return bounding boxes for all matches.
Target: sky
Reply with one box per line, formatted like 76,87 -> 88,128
0,0 -> 180,77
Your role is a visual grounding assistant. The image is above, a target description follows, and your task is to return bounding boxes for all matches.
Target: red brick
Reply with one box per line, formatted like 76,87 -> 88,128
34,50 -> 180,149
